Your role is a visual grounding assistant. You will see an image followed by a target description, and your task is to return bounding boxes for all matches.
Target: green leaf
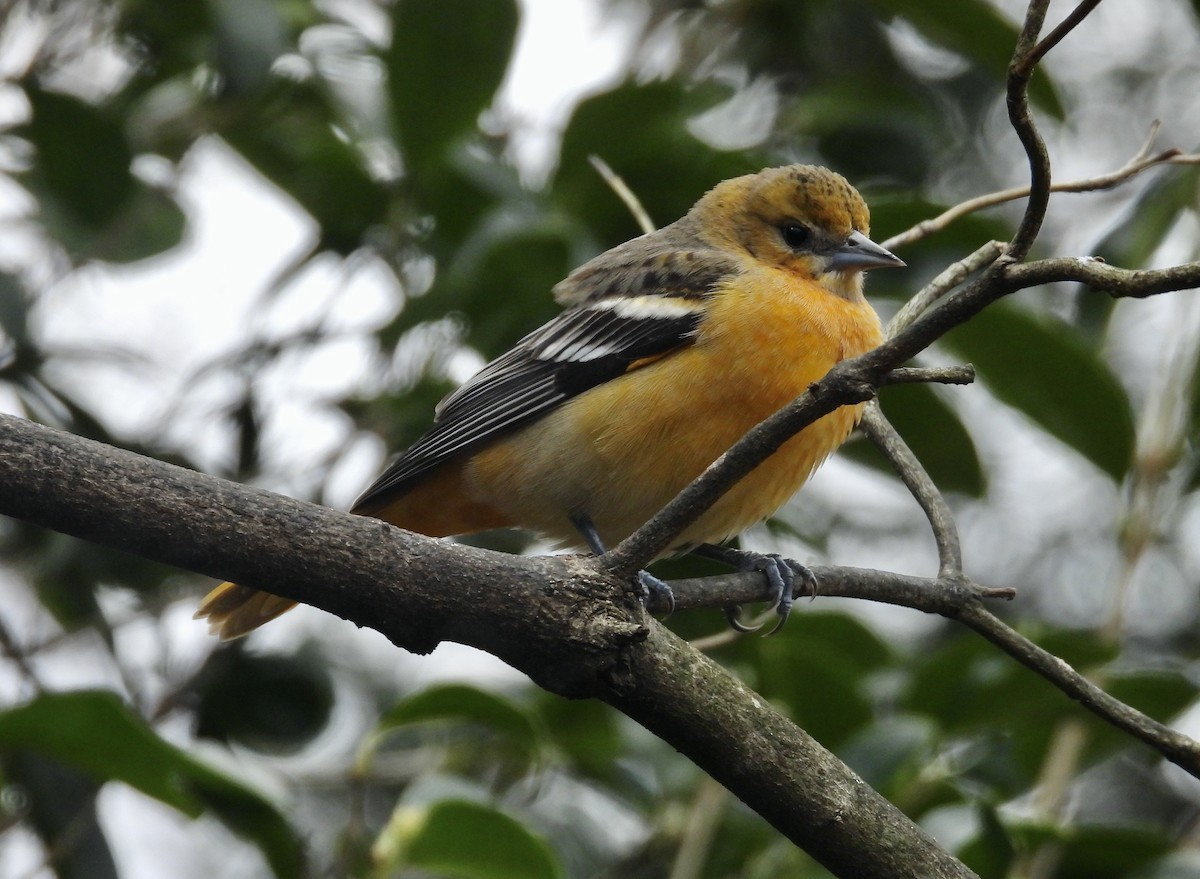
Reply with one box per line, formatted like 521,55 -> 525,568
24,89 -> 135,230
905,629 -> 1115,734
869,193 -> 1015,260
90,184 -> 187,263
192,648 -> 334,752
782,75 -> 929,138
958,803 -> 1016,878
1084,165 -> 1200,342
752,612 -> 893,747
433,220 -> 576,357
941,301 -> 1135,481
388,0 -> 519,175
0,691 -> 304,878
1093,165 -> 1200,269
207,0 -> 288,96
375,683 -> 542,753
780,76 -> 939,182
341,374 -> 457,455
0,271 -> 29,348
532,696 -> 624,781
902,628 -> 1153,792
4,752 -> 119,879
21,89 -> 186,263
361,684 -> 544,788
1092,669 -> 1196,762
844,383 -> 985,496
375,799 -> 563,879
1053,824 -> 1174,879
838,715 -> 936,795
1106,669 -> 1195,721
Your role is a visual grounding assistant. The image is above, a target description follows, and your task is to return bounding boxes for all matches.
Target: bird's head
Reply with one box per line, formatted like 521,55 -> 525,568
691,164 -> 904,300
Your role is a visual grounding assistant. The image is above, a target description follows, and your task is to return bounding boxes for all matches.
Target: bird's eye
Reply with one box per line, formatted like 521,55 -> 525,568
780,222 -> 811,250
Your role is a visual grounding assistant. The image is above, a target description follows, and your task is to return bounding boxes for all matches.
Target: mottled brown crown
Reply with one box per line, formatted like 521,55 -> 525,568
690,164 -> 871,247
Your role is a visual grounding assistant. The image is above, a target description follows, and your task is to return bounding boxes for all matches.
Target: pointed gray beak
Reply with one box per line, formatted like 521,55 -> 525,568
827,230 -> 905,272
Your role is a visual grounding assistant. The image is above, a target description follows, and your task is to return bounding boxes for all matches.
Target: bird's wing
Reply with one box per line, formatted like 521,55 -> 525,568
351,249 -> 739,511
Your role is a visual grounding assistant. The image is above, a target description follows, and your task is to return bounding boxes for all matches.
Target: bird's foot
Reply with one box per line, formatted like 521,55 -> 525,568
698,544 -> 816,635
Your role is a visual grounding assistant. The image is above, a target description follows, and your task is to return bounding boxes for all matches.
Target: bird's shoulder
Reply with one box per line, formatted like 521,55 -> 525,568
552,218 -> 744,308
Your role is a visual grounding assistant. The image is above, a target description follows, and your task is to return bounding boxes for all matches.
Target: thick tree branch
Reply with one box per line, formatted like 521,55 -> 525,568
0,413 -> 975,879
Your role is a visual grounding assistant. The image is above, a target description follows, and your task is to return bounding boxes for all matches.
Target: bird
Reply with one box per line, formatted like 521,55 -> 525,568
196,163 -> 902,640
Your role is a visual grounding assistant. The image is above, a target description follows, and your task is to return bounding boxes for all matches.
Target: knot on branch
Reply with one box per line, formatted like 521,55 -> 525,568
810,360 -> 883,405
509,556 -> 652,699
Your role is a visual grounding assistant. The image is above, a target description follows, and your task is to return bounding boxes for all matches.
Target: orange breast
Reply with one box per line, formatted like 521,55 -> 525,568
462,270 -> 883,550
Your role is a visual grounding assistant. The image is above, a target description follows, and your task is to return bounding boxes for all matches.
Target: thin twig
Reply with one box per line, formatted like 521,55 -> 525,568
957,601 -> 1200,776
887,242 -> 1008,332
1020,0 -> 1105,75
859,404 -> 964,576
660,564 -> 1200,778
589,155 -> 656,235
1006,0 -> 1052,262
883,146 -> 1196,252
603,251 -> 1200,578
883,365 -> 975,387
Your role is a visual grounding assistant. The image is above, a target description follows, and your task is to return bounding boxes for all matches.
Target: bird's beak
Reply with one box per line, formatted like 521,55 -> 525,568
827,230 -> 905,272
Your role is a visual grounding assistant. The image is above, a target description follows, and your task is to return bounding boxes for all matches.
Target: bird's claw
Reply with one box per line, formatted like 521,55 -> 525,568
723,603 -> 763,634
759,553 -> 817,636
638,569 -> 676,617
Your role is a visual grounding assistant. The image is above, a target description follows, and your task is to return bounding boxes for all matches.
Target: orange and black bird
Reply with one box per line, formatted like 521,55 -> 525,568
197,164 -> 903,639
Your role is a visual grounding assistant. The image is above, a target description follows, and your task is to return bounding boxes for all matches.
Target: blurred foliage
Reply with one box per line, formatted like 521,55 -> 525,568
1,0 -> 1199,878
0,691 -> 304,876
943,301 -> 1137,481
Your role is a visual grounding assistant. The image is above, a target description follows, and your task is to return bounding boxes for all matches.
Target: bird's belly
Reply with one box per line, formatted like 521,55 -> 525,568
464,340 -> 863,552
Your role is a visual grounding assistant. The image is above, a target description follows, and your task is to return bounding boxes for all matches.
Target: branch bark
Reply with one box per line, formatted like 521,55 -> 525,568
0,412 -> 976,879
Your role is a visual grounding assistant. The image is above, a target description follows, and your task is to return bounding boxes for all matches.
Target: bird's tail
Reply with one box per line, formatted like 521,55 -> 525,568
194,582 -> 297,640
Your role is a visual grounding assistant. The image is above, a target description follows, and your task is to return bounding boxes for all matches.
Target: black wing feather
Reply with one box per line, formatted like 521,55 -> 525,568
352,251 -> 736,512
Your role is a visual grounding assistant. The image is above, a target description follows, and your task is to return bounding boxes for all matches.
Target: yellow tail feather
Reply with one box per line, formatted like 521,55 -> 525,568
194,581 -> 298,641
